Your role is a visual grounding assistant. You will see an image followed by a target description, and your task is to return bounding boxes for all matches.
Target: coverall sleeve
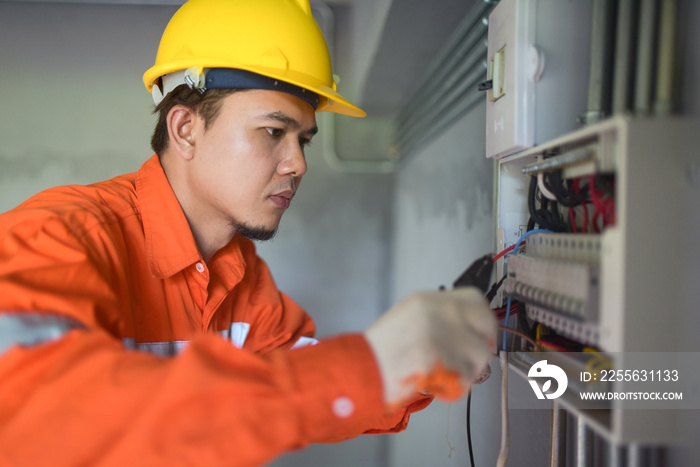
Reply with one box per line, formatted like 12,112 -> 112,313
0,210 -> 430,466
0,326 -> 424,466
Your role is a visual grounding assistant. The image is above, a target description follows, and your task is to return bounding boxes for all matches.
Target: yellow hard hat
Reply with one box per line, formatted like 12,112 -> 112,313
143,0 -> 365,117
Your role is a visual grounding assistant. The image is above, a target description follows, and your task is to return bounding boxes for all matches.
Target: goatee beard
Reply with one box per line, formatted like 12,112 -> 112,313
231,221 -> 278,242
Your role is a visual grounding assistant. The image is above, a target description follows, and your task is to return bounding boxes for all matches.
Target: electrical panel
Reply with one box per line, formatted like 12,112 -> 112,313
483,0 -> 700,463
494,116 -> 700,444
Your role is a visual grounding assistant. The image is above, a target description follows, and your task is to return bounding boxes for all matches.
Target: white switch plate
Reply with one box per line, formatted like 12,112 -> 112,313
485,0 -> 536,159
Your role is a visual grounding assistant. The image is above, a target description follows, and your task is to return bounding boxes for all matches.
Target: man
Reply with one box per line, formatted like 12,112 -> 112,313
0,0 -> 496,465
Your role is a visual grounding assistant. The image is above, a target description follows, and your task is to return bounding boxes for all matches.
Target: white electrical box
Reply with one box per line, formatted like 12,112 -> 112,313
485,0 -> 536,159
497,116 -> 700,444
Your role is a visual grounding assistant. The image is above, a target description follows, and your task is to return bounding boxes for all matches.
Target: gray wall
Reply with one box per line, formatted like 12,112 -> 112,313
0,3 -> 167,207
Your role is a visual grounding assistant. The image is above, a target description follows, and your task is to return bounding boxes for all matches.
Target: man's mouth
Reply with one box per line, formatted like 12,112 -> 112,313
269,189 -> 294,209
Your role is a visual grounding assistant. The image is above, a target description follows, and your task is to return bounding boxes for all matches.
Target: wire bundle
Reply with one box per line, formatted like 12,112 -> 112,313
493,302 -> 519,320
528,171 -> 615,233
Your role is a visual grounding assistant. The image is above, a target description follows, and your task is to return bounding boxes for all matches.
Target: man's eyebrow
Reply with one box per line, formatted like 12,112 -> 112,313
259,111 -> 318,135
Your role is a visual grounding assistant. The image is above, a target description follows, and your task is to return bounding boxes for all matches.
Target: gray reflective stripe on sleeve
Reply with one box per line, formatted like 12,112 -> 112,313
121,322 -> 315,357
121,322 -> 251,358
122,338 -> 190,357
0,311 -> 86,355
291,336 -> 319,349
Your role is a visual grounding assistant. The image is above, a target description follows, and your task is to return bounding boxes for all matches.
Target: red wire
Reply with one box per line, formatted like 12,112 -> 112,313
494,305 -> 519,314
604,178 -> 616,226
592,209 -> 602,233
589,175 -> 617,229
606,197 -> 616,225
589,175 -> 610,230
538,340 -> 570,352
492,244 -> 516,262
568,207 -> 578,233
494,304 -> 519,319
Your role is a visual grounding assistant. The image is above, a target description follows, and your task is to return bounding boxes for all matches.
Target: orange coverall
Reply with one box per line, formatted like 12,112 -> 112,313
0,155 -> 431,466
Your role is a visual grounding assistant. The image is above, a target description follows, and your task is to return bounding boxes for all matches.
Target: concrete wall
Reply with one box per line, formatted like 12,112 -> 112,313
0,2 -> 169,209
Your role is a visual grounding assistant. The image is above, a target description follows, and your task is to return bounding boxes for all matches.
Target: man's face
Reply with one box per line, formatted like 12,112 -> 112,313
186,89 -> 317,241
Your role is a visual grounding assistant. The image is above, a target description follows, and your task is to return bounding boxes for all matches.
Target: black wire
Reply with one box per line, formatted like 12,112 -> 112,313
527,176 -> 567,232
467,390 -> 475,467
545,171 -> 589,207
594,174 -> 616,197
485,274 -> 507,303
543,196 -> 566,230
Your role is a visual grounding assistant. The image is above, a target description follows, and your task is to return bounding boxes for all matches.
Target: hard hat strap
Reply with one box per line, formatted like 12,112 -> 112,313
204,68 -> 319,110
152,67 -> 320,110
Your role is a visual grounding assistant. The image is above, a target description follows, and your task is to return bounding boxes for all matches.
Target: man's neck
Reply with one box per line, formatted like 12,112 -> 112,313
159,151 -> 233,263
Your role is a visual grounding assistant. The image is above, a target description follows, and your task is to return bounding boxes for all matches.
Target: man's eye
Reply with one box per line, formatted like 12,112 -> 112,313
266,128 -> 283,137
299,137 -> 313,149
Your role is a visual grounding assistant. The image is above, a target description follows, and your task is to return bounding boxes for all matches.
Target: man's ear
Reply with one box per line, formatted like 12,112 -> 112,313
166,105 -> 198,160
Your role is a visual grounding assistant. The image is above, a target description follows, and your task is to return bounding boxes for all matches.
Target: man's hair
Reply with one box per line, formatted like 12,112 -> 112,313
151,84 -> 240,156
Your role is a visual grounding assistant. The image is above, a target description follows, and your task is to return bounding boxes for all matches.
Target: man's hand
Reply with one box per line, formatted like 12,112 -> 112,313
364,287 -> 496,407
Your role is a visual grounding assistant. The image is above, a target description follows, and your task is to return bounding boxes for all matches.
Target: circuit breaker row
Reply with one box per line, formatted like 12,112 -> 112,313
504,233 -> 601,345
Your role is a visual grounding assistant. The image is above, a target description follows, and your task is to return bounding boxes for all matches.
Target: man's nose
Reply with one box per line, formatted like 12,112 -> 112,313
277,143 -> 308,177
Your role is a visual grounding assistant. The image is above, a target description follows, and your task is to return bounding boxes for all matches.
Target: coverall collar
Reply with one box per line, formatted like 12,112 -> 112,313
136,155 -> 205,278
